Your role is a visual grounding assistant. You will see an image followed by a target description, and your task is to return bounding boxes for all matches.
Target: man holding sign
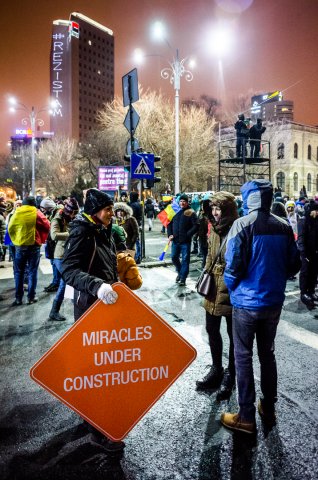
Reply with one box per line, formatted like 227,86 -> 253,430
61,188 -> 124,451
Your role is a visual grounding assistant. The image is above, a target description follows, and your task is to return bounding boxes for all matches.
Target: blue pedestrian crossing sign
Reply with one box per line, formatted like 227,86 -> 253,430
131,152 -> 154,179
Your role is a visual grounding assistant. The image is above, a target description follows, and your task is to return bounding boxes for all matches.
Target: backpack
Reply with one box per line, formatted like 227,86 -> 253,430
45,217 -> 62,260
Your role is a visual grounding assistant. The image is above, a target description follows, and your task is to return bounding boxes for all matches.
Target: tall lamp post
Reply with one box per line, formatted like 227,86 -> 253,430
160,50 -> 194,194
8,98 -> 53,196
135,22 -> 194,195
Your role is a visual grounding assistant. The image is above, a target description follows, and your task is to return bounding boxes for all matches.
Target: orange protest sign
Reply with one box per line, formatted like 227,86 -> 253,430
30,282 -> 197,441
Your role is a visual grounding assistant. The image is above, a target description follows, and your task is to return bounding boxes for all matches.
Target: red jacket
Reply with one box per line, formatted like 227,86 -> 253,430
35,210 -> 50,245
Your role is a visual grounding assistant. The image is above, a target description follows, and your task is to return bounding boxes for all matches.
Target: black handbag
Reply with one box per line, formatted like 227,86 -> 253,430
196,270 -> 216,300
196,235 -> 228,301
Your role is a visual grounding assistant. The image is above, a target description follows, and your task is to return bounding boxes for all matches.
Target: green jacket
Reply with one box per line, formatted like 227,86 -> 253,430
202,228 -> 232,317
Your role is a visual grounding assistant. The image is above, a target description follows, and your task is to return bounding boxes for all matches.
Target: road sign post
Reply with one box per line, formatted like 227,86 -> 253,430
30,283 -> 197,441
131,152 -> 154,179
122,68 -> 139,154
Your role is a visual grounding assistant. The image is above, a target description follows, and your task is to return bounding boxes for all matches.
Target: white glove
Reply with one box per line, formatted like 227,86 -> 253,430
97,283 -> 118,305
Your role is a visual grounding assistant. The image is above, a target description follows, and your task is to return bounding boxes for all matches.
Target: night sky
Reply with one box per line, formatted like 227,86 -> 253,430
0,0 -> 317,153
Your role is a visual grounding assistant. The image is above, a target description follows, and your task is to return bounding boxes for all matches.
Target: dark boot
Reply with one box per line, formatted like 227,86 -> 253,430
216,368 -> 235,401
310,293 -> 318,304
196,366 -> 224,391
258,399 -> 276,427
301,294 -> 315,310
49,300 -> 66,321
44,283 -> 59,292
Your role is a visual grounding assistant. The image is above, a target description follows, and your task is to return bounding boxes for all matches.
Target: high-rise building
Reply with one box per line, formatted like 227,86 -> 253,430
251,91 -> 294,122
50,12 -> 114,140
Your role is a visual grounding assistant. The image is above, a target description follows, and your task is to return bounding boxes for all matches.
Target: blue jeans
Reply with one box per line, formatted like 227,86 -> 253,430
51,258 -> 60,286
135,239 -> 141,260
171,242 -> 191,281
53,259 -> 66,303
233,306 -> 281,422
15,245 -> 41,301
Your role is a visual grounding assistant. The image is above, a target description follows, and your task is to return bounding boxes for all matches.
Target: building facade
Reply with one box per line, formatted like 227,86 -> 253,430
50,12 -> 114,141
268,121 -> 318,198
218,121 -> 318,198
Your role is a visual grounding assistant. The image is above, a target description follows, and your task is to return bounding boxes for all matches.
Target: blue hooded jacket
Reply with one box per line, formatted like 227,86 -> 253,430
224,179 -> 301,309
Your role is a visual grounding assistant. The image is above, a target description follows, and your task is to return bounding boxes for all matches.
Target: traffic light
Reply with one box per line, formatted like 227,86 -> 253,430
153,155 -> 161,184
124,154 -> 131,175
144,155 -> 161,188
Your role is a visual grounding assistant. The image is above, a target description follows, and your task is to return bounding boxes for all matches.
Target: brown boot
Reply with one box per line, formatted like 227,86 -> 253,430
221,413 -> 256,434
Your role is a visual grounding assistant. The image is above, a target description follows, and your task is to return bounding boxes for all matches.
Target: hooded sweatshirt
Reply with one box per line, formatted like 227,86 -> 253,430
8,205 -> 50,246
224,179 -> 301,309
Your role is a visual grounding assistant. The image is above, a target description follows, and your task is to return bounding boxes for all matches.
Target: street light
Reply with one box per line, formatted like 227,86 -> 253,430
135,22 -> 195,195
8,97 -> 56,196
160,50 -> 194,195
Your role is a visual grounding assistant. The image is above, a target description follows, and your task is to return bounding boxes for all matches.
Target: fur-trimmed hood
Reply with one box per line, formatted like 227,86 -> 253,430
113,202 -> 133,218
183,208 -> 195,217
211,191 -> 238,218
211,191 -> 239,236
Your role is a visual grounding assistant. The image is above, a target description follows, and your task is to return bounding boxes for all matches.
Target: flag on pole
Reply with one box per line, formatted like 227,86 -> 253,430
158,239 -> 171,261
157,199 -> 181,227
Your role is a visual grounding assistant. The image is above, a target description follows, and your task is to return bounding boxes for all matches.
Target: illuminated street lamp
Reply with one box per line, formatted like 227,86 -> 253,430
135,22 -> 195,194
160,50 -> 194,195
8,97 -> 56,196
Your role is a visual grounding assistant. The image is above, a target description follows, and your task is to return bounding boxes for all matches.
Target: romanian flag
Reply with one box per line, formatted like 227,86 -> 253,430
158,238 -> 171,261
157,199 -> 181,227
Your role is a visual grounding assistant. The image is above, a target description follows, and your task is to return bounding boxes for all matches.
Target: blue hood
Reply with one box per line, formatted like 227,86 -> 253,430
241,179 -> 273,214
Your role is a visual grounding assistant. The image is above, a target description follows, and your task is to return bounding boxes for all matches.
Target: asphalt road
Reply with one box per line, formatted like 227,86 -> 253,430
0,221 -> 317,480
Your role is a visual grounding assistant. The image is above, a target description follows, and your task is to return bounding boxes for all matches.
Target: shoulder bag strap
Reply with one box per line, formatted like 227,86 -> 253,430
207,234 -> 228,274
87,237 -> 97,274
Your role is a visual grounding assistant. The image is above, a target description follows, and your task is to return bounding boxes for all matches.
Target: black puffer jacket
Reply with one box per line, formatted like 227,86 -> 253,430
167,207 -> 198,243
297,202 -> 318,258
61,213 -> 118,319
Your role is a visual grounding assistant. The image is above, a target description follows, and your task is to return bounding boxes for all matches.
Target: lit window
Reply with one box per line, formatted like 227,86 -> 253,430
277,143 -> 285,159
307,173 -> 312,192
276,172 -> 285,191
308,145 -> 312,160
88,40 -> 92,46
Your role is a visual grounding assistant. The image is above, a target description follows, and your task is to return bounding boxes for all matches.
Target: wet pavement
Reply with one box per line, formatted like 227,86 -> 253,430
0,223 -> 318,479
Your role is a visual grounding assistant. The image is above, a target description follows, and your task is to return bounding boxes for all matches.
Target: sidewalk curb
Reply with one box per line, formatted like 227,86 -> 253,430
139,257 -> 201,269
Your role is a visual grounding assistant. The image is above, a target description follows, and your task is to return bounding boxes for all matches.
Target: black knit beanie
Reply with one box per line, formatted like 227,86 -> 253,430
84,189 -> 113,215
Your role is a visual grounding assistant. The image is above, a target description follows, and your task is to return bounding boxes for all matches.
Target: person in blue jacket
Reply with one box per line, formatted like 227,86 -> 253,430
220,179 -> 301,434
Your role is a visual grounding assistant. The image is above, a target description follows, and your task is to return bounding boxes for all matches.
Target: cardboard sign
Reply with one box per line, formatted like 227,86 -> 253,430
30,283 -> 197,441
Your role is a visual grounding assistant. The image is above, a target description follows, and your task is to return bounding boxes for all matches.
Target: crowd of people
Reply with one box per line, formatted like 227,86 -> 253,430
0,180 -> 317,445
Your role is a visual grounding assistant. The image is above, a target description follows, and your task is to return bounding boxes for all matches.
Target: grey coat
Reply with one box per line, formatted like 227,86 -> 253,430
50,211 -> 69,259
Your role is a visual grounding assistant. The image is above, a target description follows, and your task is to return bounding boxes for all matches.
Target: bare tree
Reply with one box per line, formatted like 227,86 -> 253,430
77,130 -> 123,182
0,150 -> 33,197
37,136 -> 78,196
224,90 -> 255,127
183,95 -> 222,120
97,87 -> 217,192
